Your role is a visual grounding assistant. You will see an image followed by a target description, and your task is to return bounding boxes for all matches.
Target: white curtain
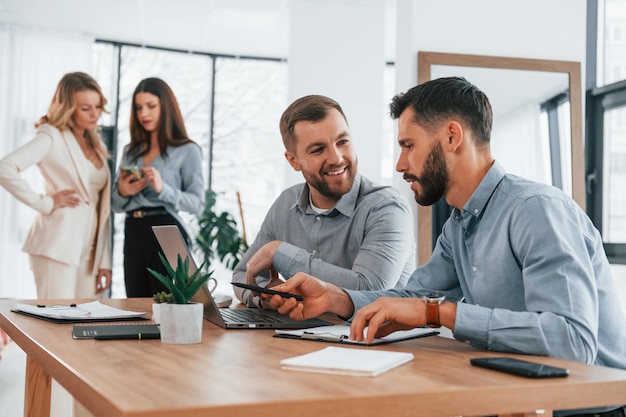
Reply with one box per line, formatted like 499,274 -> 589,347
491,103 -> 552,185
0,24 -> 93,299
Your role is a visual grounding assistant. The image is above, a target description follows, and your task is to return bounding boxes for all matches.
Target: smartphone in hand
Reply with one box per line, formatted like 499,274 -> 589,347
120,165 -> 143,181
470,357 -> 569,378
231,282 -> 304,301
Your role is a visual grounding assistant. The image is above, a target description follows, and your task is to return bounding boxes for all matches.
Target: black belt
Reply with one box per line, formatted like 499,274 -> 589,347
566,407 -> 626,417
126,208 -> 169,219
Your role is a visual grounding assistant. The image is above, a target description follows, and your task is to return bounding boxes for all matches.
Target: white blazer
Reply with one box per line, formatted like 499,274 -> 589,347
0,124 -> 112,273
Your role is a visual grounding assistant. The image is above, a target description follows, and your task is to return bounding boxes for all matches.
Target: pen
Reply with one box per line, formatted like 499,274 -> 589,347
301,332 -> 347,342
37,303 -> 77,308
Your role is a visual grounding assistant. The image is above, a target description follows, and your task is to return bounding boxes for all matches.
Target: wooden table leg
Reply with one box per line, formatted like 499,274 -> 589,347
24,355 -> 51,417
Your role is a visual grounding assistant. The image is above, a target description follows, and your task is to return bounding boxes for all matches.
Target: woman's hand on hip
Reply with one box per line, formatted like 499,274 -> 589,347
51,189 -> 81,211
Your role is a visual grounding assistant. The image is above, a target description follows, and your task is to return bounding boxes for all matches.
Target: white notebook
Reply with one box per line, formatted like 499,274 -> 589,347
280,346 -> 414,377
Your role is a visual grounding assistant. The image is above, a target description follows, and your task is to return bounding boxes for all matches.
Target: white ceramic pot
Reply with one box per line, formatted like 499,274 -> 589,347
158,302 -> 203,344
152,303 -> 161,324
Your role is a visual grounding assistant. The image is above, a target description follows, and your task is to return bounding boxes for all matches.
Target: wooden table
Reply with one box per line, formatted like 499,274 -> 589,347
1,298 -> 626,417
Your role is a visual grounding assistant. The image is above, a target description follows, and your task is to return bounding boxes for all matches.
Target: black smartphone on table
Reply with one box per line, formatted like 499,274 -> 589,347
470,357 -> 569,378
231,282 -> 304,301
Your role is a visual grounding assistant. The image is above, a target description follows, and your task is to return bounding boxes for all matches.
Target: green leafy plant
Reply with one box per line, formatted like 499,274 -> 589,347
147,253 -> 214,304
195,190 -> 248,271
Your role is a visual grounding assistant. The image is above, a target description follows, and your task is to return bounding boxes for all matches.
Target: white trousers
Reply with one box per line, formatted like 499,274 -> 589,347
29,254 -> 98,299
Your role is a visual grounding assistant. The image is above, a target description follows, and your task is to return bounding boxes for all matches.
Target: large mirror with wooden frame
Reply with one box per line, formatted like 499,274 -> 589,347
416,51 -> 583,265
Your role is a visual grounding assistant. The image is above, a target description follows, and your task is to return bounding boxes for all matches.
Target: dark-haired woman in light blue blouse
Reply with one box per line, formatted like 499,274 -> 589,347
112,77 -> 204,297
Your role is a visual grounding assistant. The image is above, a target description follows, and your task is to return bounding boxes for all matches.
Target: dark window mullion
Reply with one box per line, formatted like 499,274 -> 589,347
585,91 -> 604,233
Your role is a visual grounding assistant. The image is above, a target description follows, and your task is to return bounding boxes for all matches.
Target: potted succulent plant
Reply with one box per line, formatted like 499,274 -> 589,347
147,253 -> 213,344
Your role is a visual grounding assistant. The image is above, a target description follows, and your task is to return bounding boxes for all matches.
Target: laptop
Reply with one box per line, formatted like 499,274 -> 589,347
151,225 -> 332,329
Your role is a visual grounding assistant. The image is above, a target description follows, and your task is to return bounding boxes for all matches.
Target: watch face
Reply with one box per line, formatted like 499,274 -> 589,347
421,291 -> 445,302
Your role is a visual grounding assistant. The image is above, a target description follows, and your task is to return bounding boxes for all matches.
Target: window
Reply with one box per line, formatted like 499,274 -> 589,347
211,57 -> 287,242
601,99 -> 626,243
587,0 -> 626,263
597,0 -> 626,87
92,41 -> 287,296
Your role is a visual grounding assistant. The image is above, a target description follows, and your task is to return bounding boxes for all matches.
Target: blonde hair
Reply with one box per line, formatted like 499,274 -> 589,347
36,72 -> 110,157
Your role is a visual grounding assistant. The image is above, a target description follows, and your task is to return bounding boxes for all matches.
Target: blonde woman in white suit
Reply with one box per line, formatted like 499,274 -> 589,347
0,72 -> 112,299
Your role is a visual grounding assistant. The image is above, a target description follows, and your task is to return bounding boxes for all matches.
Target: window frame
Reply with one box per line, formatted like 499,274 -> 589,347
93,40 -> 289,298
585,0 -> 626,264
586,80 -> 626,264
94,38 -> 284,187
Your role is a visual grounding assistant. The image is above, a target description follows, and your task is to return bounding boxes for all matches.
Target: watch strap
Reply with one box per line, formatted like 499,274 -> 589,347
425,301 -> 441,328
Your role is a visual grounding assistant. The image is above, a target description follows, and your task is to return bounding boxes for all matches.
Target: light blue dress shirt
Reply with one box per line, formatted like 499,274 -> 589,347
348,162 -> 626,377
233,174 -> 416,306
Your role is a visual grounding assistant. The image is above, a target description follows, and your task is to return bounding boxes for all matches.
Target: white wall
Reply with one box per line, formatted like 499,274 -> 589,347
393,0 -> 588,253
284,0 -> 387,187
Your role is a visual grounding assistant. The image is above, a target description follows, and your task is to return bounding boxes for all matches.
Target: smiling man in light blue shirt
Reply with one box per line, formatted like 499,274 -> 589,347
268,78 -> 626,417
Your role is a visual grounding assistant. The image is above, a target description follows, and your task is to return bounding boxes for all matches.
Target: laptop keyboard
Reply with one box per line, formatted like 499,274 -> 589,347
220,308 -> 283,324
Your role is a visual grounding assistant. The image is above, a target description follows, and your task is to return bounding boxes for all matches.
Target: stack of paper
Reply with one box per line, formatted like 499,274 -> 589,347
280,346 -> 414,377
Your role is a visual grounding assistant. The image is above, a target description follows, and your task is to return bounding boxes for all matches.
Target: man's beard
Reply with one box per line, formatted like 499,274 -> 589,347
404,142 -> 448,206
309,163 -> 356,201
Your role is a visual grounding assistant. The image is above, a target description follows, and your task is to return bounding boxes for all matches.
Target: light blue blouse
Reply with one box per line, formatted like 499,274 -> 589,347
111,142 -> 205,234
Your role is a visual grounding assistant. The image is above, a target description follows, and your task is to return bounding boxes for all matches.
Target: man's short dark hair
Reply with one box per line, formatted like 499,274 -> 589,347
279,95 -> 348,152
389,77 -> 493,145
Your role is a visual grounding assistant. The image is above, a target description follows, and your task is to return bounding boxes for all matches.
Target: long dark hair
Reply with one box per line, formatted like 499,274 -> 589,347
126,77 -> 194,161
